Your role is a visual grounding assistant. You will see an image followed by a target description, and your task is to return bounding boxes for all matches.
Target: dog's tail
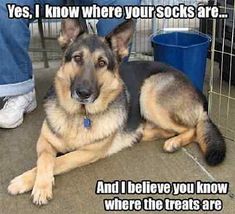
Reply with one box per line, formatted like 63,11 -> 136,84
196,112 -> 226,166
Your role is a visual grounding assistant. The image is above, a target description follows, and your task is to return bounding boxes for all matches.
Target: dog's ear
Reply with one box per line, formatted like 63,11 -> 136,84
58,19 -> 87,50
105,20 -> 135,61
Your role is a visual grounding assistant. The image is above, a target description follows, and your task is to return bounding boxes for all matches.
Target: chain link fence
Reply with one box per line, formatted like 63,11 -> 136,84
208,0 -> 235,142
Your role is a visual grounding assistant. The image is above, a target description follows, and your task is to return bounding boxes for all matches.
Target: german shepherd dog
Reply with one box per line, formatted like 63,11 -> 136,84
8,19 -> 226,205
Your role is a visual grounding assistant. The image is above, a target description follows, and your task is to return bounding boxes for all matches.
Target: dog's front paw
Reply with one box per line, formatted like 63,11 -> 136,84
8,175 -> 29,195
8,169 -> 36,195
163,138 -> 180,153
31,177 -> 54,206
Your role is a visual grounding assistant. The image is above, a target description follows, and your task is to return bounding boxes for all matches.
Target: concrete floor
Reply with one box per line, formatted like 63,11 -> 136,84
0,63 -> 235,214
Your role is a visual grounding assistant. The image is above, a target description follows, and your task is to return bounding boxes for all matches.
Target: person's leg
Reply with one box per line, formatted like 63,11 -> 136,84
0,0 -> 64,97
0,0 -> 35,97
0,0 -> 63,128
0,1 -> 37,128
95,0 -> 141,37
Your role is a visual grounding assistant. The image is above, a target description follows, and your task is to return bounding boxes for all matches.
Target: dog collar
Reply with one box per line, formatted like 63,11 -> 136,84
83,106 -> 92,129
84,116 -> 91,129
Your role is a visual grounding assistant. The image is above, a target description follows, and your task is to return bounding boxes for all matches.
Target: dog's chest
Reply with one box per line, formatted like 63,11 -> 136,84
46,104 -> 127,151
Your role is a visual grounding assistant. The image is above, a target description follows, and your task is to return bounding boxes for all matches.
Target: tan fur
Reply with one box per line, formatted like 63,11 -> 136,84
107,125 -> 143,156
140,74 -> 208,155
86,68 -> 123,114
44,92 -> 127,151
163,128 -> 196,152
142,123 -> 175,142
140,76 -> 188,134
54,64 -> 82,115
141,74 -> 204,129
8,132 -> 116,199
140,74 -> 202,154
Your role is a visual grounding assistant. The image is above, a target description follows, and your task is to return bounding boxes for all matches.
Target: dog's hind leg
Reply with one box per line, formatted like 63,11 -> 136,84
140,74 -> 225,165
163,128 -> 196,152
140,74 -> 199,152
142,123 -> 175,142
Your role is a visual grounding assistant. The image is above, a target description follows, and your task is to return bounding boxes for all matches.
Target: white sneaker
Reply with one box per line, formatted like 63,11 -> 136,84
0,90 -> 37,128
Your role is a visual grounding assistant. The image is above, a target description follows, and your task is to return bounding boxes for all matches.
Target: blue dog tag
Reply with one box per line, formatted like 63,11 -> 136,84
84,118 -> 91,128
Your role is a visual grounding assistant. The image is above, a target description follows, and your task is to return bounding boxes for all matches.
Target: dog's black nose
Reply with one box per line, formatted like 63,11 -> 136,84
76,88 -> 92,99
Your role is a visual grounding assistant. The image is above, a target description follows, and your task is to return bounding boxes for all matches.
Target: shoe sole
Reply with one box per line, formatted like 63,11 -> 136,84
0,100 -> 37,129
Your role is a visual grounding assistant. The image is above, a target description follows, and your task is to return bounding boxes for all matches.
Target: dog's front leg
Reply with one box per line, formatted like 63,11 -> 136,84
8,136 -> 113,203
31,134 -> 56,205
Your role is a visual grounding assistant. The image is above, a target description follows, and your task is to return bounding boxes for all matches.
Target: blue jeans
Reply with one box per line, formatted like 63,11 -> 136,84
0,0 -> 141,97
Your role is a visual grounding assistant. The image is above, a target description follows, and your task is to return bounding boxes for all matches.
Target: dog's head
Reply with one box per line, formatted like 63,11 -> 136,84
57,19 -> 134,107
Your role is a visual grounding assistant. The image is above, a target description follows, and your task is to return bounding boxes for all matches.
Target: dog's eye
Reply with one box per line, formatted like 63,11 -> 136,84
98,59 -> 107,68
73,55 -> 82,63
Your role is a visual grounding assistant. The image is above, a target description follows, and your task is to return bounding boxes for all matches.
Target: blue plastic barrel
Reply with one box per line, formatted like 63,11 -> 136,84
151,32 -> 211,91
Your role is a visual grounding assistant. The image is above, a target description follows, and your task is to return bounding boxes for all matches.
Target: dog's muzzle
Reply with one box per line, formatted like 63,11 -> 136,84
72,88 -> 98,104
